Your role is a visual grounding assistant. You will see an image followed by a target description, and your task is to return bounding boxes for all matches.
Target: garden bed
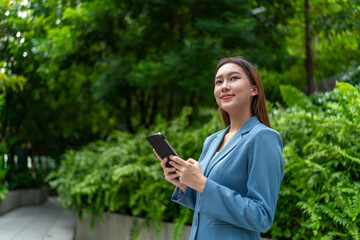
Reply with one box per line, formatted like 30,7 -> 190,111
0,187 -> 48,215
76,212 -> 191,240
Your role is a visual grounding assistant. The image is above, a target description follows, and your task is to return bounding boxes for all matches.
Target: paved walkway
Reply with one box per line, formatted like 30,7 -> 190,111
0,197 -> 75,240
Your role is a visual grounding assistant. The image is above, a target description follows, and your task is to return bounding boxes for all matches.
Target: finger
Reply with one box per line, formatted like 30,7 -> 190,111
187,158 -> 197,164
153,149 -> 163,161
175,169 -> 182,176
165,172 -> 180,181
169,155 -> 186,165
188,160 -> 201,169
168,160 -> 181,169
164,167 -> 177,175
160,157 -> 167,168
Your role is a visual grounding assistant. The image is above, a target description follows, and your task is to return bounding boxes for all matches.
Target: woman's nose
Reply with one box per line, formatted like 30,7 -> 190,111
221,81 -> 230,91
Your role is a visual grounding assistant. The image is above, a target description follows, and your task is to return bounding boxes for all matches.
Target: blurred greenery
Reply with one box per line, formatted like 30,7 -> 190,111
1,0 -> 359,162
269,82 -> 360,239
0,158 -> 8,200
1,0 -> 360,239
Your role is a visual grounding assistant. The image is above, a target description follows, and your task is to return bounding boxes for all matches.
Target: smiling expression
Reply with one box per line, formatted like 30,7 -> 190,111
214,63 -> 258,115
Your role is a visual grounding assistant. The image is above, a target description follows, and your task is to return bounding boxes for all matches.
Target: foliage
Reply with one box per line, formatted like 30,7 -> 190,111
0,72 -> 26,92
0,72 -> 26,154
1,0 -> 359,165
0,0 -> 114,161
342,66 -> 360,87
0,158 -> 8,201
279,85 -> 311,108
48,107 -> 222,239
0,71 -> 26,199
254,0 -> 360,95
5,167 -> 43,190
268,82 -> 360,239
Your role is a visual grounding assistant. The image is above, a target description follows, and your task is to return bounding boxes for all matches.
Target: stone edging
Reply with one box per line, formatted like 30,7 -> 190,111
76,212 -> 191,240
0,187 -> 48,215
76,212 -> 274,240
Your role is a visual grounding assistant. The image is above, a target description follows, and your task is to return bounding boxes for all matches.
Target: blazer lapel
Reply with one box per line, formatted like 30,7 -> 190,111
204,116 -> 260,177
201,126 -> 229,175
204,128 -> 243,177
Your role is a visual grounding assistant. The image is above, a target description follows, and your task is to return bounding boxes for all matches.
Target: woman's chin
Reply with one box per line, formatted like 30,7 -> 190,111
221,105 -> 249,116
220,104 -> 236,113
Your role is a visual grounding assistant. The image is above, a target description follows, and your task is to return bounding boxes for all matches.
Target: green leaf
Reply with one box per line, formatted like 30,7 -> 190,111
280,84 -> 311,108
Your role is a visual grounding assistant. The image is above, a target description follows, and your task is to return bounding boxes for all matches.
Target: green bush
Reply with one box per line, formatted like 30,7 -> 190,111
5,168 -> 42,190
342,66 -> 360,87
47,107 -> 222,239
0,159 -> 8,201
269,82 -> 360,239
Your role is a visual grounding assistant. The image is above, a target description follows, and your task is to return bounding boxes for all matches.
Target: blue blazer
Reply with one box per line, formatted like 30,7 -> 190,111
171,116 -> 284,240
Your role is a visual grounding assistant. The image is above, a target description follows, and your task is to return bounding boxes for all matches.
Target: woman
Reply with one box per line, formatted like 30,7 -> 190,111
153,57 -> 284,239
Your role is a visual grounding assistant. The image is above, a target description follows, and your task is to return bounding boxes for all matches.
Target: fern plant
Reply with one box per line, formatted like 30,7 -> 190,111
47,107 -> 222,240
279,85 -> 311,109
0,158 -> 8,201
269,82 -> 360,240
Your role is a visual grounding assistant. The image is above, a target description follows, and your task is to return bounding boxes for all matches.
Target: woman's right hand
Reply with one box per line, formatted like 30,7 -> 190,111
153,149 -> 188,193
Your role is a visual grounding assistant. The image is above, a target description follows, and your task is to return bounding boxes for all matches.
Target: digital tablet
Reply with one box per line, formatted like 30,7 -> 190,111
146,132 -> 178,168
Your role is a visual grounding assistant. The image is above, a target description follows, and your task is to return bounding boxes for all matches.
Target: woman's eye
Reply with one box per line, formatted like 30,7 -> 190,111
215,80 -> 222,85
230,76 -> 239,81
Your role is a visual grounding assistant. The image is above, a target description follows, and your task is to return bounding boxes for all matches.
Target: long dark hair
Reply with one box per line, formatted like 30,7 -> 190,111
215,57 -> 270,128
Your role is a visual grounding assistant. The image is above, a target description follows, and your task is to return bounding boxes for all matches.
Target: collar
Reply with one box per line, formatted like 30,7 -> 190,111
219,115 -> 260,139
203,115 -> 260,177
239,115 -> 260,135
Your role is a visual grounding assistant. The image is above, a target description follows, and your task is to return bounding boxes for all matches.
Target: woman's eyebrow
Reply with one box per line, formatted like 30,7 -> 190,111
216,71 -> 242,79
227,71 -> 242,76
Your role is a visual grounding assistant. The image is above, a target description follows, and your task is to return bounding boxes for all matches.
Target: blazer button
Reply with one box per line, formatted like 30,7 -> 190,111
194,218 -> 198,226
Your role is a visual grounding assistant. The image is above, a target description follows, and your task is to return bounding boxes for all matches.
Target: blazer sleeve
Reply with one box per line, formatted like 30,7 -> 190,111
171,136 -> 212,210
197,129 -> 284,232
171,186 -> 197,210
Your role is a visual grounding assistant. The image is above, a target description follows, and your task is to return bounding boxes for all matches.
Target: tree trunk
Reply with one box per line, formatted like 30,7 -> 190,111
146,90 -> 158,128
305,0 -> 314,95
187,93 -> 196,125
7,146 -> 15,168
167,92 -> 173,120
17,147 -> 28,170
135,90 -> 147,126
125,92 -> 134,133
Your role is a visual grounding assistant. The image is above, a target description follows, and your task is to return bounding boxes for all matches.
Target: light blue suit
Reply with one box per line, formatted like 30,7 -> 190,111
171,116 -> 284,240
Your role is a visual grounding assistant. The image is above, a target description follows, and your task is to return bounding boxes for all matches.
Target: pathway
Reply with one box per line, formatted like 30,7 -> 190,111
0,197 -> 75,240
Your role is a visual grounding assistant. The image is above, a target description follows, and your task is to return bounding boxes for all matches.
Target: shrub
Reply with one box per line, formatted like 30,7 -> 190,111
269,82 -> 360,239
47,107 -> 222,239
0,159 -> 8,201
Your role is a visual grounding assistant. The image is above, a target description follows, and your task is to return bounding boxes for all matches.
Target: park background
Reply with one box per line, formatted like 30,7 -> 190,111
0,0 -> 359,239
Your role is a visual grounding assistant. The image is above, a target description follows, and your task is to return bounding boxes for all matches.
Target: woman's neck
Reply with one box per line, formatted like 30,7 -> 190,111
228,110 -> 253,134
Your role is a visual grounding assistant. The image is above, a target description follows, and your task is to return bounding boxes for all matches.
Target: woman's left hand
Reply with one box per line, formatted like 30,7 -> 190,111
169,155 -> 207,193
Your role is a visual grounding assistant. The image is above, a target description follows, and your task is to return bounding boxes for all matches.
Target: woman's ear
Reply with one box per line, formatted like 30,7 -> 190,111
251,86 -> 258,96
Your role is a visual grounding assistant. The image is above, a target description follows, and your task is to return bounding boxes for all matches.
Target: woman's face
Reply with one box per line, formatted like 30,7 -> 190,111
214,63 -> 258,115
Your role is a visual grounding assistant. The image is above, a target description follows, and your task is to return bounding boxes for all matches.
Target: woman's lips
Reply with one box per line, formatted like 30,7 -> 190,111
221,94 -> 234,99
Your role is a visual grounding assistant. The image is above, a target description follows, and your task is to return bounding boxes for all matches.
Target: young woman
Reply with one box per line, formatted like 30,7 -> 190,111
154,57 -> 284,240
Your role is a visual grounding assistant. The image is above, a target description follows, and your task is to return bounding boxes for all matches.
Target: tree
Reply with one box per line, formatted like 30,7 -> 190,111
252,0 -> 360,95
1,0 -> 359,163
0,0 -> 257,159
304,0 -> 314,95
0,73 -> 26,159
